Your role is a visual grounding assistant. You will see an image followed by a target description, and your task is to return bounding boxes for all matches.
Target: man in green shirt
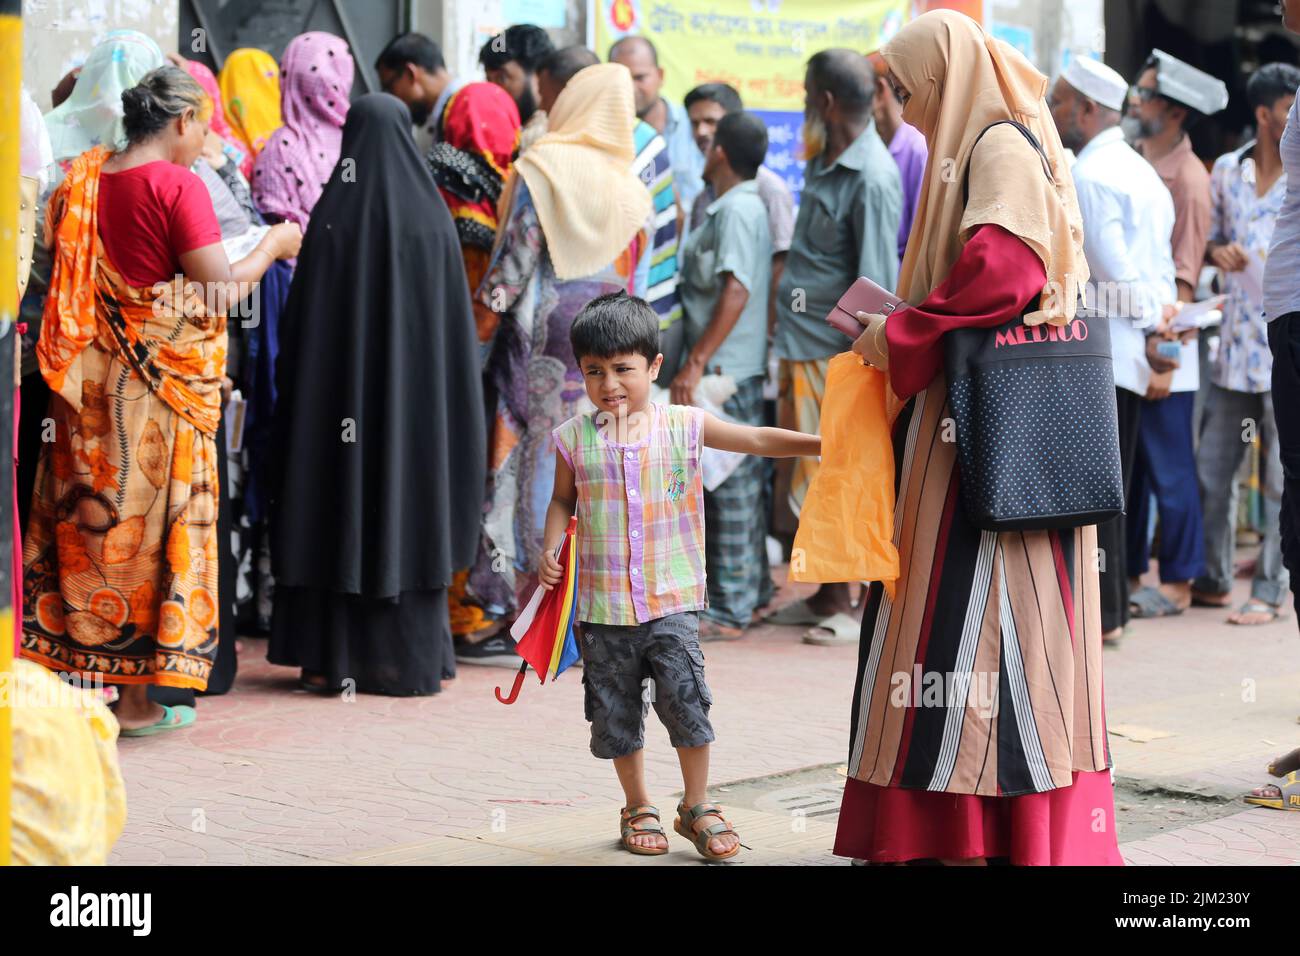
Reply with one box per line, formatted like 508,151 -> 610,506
674,112 -> 774,639
772,49 -> 901,642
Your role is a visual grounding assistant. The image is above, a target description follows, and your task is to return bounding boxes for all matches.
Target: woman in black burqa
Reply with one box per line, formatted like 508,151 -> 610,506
268,93 -> 485,695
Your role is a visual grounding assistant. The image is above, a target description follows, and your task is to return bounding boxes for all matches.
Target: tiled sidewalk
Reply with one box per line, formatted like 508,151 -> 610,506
108,569 -> 1300,865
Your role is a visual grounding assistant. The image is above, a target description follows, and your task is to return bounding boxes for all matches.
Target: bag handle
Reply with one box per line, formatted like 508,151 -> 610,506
961,119 -> 1054,206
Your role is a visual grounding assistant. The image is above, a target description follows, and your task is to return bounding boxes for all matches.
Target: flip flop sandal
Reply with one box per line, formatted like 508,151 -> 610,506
620,804 -> 669,856
118,704 -> 197,737
1129,586 -> 1185,619
763,598 -> 826,626
1268,747 -> 1300,778
674,801 -> 742,861
802,611 -> 861,646
1244,770 -> 1300,810
1227,599 -> 1287,626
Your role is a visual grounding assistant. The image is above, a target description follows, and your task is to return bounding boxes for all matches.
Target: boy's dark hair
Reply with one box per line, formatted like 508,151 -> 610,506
713,111 -> 768,179
480,24 -> 555,73
684,82 -> 743,114
376,32 -> 444,75
1248,62 -> 1300,112
537,45 -> 600,88
570,293 -> 661,366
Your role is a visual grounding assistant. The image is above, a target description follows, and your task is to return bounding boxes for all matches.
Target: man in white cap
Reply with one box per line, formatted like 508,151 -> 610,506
1050,56 -> 1178,645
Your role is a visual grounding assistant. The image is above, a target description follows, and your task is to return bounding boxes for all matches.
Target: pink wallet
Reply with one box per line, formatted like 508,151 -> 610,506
826,276 -> 908,338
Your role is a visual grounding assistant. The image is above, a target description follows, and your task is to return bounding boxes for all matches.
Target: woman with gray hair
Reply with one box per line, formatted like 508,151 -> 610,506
21,66 -> 301,737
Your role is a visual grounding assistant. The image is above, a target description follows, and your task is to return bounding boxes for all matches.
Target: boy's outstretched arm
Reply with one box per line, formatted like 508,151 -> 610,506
701,411 -> 821,458
539,451 -> 577,590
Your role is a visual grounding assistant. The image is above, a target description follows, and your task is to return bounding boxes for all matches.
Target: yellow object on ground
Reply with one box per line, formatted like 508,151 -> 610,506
10,660 -> 126,864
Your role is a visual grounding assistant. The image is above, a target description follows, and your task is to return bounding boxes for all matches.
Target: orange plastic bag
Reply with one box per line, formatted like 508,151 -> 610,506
789,352 -> 899,598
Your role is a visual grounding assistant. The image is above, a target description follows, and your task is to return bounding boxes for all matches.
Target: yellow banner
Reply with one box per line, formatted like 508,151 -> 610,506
593,0 -> 911,112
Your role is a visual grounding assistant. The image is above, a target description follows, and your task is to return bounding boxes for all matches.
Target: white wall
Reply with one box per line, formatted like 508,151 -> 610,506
23,0 -> 179,111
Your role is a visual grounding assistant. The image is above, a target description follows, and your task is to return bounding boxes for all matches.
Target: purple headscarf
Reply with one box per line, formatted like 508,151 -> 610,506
252,32 -> 354,231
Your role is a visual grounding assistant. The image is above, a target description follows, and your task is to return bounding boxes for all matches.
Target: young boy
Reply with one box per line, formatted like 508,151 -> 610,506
539,292 -> 821,860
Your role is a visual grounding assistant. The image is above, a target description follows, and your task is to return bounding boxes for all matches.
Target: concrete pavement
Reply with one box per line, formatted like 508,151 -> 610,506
107,559 -> 1300,865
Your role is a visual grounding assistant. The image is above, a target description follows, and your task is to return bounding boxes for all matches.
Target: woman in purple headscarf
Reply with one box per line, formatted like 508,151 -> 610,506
252,33 -> 355,231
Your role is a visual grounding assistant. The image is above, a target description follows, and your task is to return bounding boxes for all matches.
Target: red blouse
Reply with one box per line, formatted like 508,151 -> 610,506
884,224 -> 1047,400
98,161 -> 222,288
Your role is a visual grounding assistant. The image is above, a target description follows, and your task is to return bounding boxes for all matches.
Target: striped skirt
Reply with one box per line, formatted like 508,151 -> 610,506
846,376 -> 1111,797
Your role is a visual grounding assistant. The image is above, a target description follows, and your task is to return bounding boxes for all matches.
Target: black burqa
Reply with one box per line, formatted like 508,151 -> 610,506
268,94 -> 485,696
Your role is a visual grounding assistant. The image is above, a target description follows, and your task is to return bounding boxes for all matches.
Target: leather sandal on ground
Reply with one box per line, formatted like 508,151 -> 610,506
620,805 -> 669,856
1244,770 -> 1300,810
674,801 -> 742,861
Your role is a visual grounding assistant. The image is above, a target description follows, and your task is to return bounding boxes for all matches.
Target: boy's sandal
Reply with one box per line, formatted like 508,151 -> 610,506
1244,770 -> 1300,810
620,805 -> 669,856
674,801 -> 742,861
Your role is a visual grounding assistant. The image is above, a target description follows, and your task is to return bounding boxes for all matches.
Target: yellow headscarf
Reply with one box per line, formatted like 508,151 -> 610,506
884,10 -> 1089,324
218,48 -> 283,158
511,63 -> 652,281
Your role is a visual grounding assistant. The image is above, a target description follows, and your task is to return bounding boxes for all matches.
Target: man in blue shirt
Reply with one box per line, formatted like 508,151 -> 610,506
609,35 -> 705,232
676,112 -> 774,639
770,49 -> 901,642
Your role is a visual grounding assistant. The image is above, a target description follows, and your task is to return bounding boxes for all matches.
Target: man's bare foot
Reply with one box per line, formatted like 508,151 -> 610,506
1102,626 -> 1123,647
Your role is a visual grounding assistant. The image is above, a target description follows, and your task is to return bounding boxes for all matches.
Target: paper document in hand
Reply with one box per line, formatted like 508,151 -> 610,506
1171,294 -> 1226,332
1238,249 -> 1265,305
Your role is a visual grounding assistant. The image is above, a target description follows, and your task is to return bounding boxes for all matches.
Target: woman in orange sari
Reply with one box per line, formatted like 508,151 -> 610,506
22,66 -> 300,736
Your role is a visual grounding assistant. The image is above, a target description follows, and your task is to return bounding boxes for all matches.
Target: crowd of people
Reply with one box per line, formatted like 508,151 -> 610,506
13,4 -> 1300,865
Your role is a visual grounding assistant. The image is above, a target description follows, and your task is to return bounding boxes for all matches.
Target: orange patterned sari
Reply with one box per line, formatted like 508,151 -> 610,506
22,147 -> 227,689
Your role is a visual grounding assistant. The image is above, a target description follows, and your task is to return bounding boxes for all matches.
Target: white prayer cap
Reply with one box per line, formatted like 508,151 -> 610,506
1146,49 -> 1229,116
1060,56 -> 1129,112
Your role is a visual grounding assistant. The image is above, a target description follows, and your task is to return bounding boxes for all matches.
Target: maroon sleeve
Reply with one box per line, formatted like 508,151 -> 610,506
166,167 -> 223,259
884,224 -> 1047,399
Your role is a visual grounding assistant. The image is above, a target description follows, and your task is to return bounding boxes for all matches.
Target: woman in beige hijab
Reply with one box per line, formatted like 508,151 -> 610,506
457,64 -> 652,658
835,10 -> 1121,866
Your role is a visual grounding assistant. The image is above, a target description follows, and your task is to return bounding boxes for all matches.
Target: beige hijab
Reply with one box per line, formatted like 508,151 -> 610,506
883,10 -> 1089,324
510,63 -> 652,280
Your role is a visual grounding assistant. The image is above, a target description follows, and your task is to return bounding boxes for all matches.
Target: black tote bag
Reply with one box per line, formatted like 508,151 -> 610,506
942,120 -> 1124,532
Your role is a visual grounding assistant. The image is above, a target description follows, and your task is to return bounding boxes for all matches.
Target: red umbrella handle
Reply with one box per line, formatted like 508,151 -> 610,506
495,662 -> 528,705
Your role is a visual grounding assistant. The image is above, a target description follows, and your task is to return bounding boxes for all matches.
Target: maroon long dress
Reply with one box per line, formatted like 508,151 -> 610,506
833,225 -> 1122,866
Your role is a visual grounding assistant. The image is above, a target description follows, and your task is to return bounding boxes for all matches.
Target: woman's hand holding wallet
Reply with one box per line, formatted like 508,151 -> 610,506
852,311 -> 890,370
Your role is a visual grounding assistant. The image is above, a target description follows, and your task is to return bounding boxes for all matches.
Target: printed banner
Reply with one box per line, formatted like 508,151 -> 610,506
593,0 -> 911,202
